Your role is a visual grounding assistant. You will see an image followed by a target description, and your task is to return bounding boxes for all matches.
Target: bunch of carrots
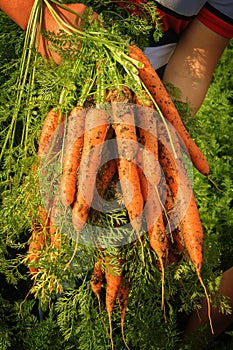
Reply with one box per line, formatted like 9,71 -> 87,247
24,5 -> 213,347
27,45 -> 213,348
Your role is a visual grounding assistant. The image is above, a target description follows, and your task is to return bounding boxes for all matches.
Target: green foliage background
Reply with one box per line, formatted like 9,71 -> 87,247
0,2 -> 233,349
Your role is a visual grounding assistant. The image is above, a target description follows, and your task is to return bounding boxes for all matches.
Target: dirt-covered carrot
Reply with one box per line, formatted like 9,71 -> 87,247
157,119 -> 193,235
38,108 -> 64,159
72,107 -> 109,232
167,226 -> 185,263
134,92 -> 161,187
136,149 -> 148,201
128,45 -> 210,176
117,278 -> 130,350
105,257 -> 123,350
180,192 -> 214,334
96,159 -> 117,198
117,158 -> 144,235
145,182 -> 168,312
94,158 -> 117,211
60,106 -> 85,207
108,87 -> 139,161
159,120 -> 214,334
91,257 -> 103,305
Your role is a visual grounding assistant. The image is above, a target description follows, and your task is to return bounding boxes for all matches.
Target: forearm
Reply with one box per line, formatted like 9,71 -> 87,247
163,19 -> 229,116
0,0 -> 34,30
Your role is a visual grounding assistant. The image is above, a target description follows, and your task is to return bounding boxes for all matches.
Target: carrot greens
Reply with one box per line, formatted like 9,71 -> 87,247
0,2 -> 233,350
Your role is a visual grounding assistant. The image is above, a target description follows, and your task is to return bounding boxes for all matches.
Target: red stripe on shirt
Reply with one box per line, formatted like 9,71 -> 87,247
156,8 -> 192,34
197,7 -> 233,39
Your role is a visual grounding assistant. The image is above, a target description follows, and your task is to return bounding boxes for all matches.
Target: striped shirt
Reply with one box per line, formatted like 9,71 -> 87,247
117,0 -> 233,69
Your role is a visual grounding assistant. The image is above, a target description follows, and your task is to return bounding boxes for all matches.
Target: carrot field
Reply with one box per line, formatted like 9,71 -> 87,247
0,2 -> 233,349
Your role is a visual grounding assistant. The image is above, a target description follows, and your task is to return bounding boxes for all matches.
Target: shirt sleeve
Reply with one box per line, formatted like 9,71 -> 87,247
197,1 -> 233,39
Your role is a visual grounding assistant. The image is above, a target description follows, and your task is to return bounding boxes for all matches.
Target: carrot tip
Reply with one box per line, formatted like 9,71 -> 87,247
197,270 -> 214,335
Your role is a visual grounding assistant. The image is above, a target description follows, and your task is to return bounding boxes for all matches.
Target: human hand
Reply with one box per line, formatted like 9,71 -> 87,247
0,1 -> 98,65
39,3 -> 99,64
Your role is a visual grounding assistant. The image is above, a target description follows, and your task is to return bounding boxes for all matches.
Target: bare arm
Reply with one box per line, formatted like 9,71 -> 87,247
163,18 -> 229,116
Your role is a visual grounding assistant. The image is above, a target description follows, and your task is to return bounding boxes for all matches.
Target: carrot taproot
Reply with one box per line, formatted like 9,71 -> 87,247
137,127 -> 168,309
134,92 -> 161,188
162,182 -> 185,263
167,226 -> 185,263
96,159 -> 117,198
94,158 -> 117,211
91,257 -> 103,306
105,256 -> 122,349
117,278 -> 130,350
128,45 -> 210,176
105,257 -> 123,350
145,182 -> 168,312
108,87 -> 139,161
180,191 -> 214,334
72,107 -> 109,232
117,158 -> 144,236
157,118 -> 194,236
60,106 -> 85,207
106,272 -> 122,349
159,120 -> 214,334
136,148 -> 148,201
38,108 -> 64,159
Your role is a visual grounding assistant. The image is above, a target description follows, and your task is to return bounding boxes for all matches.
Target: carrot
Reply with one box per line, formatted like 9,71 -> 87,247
108,87 -> 139,161
38,108 -> 64,159
180,192 -> 214,334
72,107 -> 109,232
134,92 -> 161,188
136,149 -> 148,201
167,226 -> 185,263
137,110 -> 167,289
117,158 -> 144,236
145,182 -> 168,312
128,45 -> 210,176
158,121 -> 214,334
91,257 -> 103,306
157,119 -> 194,236
117,278 -> 130,350
137,143 -> 168,310
60,106 -> 85,207
94,158 -> 117,211
96,159 -> 117,198
162,182 -> 185,263
105,257 -> 123,350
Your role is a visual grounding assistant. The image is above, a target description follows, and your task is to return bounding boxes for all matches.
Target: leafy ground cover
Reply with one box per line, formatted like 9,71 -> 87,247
0,4 -> 233,349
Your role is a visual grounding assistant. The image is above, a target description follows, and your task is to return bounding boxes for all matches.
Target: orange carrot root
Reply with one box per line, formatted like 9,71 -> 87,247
118,280 -> 130,350
38,108 -> 64,159
60,106 -> 85,207
105,267 -> 122,350
91,258 -> 103,306
128,45 -> 210,176
72,107 -> 109,232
